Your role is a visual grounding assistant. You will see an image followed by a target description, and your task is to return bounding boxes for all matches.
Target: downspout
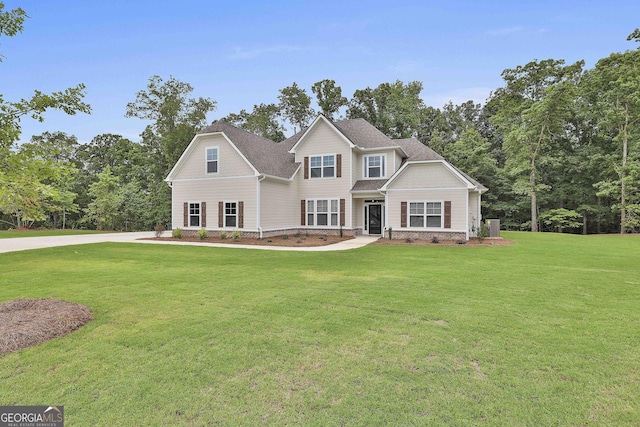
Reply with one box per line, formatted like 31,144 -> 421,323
257,175 -> 266,239
380,190 -> 388,238
465,189 -> 469,241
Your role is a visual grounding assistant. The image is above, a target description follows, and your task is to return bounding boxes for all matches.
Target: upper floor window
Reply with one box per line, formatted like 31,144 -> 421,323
206,147 -> 218,174
364,155 -> 386,178
310,155 -> 335,178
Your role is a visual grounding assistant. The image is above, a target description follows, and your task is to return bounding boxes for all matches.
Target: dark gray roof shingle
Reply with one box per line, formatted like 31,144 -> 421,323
351,179 -> 388,192
200,121 -> 298,179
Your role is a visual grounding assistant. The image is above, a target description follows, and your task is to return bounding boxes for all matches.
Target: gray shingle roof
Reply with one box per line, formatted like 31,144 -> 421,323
351,179 -> 388,192
200,121 -> 298,179
393,137 -> 444,161
332,118 -> 395,148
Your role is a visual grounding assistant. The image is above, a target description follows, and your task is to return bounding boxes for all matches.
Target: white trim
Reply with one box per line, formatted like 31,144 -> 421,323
187,201 -> 202,229
308,153 -> 337,179
381,160 -> 476,191
205,146 -> 219,175
165,131 -> 259,182
385,186 -> 469,192
169,174 -> 258,183
305,198 -> 341,228
223,200 -> 239,229
407,200 -> 445,229
289,115 -> 355,153
363,153 -> 387,179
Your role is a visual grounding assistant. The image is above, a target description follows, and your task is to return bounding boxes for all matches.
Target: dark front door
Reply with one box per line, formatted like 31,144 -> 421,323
368,204 -> 382,235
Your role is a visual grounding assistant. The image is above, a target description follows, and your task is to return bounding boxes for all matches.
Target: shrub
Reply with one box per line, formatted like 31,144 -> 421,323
431,236 -> 440,244
197,228 -> 208,240
281,234 -> 289,240
231,230 -> 241,240
220,230 -> 228,239
172,228 -> 183,239
154,223 -> 165,238
296,239 -> 302,243
457,239 -> 467,245
266,238 -> 273,243
478,221 -> 489,243
406,237 -> 414,243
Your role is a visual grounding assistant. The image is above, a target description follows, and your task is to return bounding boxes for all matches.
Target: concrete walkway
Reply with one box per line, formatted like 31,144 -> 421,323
0,232 -> 380,254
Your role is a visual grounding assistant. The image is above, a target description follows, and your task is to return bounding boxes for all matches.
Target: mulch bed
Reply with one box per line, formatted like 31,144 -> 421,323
0,299 -> 92,355
372,237 -> 513,246
147,234 -> 354,247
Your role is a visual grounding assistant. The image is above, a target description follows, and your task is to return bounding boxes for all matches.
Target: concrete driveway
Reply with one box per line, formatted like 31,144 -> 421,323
0,232 -> 379,254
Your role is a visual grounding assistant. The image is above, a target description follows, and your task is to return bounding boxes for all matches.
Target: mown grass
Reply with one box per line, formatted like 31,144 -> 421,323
0,229 -> 106,239
0,232 -> 639,425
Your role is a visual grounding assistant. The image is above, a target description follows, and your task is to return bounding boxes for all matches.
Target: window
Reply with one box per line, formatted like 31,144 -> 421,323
310,155 -> 335,178
364,155 -> 385,178
306,199 -> 339,226
206,147 -> 218,174
189,202 -> 201,227
409,201 -> 442,228
225,202 -> 237,227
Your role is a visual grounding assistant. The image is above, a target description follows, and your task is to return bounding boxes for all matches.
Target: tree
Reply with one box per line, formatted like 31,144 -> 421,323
224,103 -> 286,142
84,166 -> 123,231
0,4 -> 90,228
584,40 -> 640,233
125,75 -> 216,179
0,2 -> 27,61
278,82 -> 315,133
311,79 -> 347,119
490,59 -> 584,232
125,76 -> 216,227
347,80 -> 426,138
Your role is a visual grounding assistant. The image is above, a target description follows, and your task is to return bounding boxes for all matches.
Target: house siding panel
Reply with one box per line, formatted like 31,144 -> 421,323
387,188 -> 468,232
388,162 -> 465,189
173,134 -> 255,179
294,120 -> 353,228
171,177 -> 258,230
260,179 -> 299,230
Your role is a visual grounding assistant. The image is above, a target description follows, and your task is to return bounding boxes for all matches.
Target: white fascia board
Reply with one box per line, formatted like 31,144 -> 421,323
381,160 -> 477,191
355,145 -> 409,158
288,115 -> 356,153
260,173 -> 294,183
165,131 -> 259,182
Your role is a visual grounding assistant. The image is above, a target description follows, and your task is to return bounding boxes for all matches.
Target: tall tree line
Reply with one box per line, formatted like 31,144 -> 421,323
1,4 -> 637,234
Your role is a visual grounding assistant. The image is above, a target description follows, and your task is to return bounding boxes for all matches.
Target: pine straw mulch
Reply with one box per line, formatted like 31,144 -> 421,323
0,299 -> 92,355
147,234 -> 354,247
372,237 -> 513,246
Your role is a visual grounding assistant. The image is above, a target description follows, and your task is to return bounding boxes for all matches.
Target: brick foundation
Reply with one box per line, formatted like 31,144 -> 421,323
386,230 -> 467,241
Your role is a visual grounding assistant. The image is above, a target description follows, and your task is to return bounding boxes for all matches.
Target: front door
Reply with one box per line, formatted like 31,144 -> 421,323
368,204 -> 382,235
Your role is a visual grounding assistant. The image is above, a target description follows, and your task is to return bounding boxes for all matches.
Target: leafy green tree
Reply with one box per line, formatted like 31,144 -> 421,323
539,208 -> 583,233
84,166 -> 123,230
0,2 -> 27,61
490,59 -> 584,232
224,103 -> 285,142
584,39 -> 640,233
278,82 -> 315,133
347,80 -> 426,138
125,75 -> 216,180
311,79 -> 347,119
125,76 -> 216,227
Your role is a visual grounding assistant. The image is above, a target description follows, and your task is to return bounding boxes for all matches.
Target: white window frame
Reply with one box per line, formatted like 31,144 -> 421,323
363,154 -> 386,179
306,198 -> 340,227
408,201 -> 443,229
224,201 -> 237,228
309,154 -> 336,179
205,147 -> 219,174
188,202 -> 201,227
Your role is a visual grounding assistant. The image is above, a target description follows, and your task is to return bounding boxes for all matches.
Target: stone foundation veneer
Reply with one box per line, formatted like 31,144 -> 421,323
387,230 -> 467,241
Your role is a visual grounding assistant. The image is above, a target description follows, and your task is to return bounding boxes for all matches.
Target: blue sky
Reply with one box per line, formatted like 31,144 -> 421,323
2,0 -> 639,144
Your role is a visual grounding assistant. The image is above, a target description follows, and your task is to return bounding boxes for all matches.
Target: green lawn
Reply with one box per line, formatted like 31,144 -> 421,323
0,229 -> 107,239
1,232 -> 639,425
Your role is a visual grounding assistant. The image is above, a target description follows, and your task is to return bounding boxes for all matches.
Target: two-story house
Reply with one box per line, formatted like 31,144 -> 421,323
165,115 -> 487,240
